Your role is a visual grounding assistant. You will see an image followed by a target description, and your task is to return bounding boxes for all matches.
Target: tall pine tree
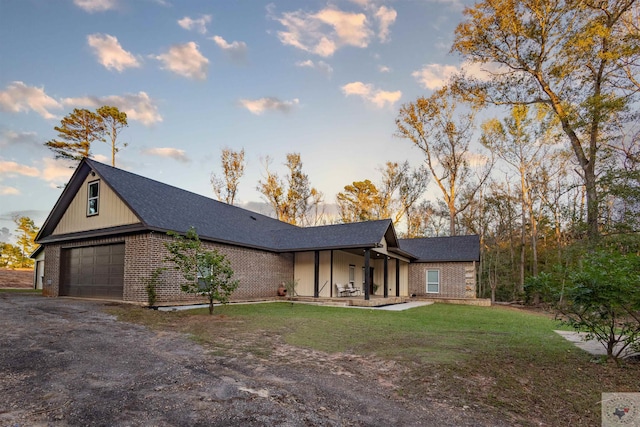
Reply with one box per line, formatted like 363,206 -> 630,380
45,108 -> 105,163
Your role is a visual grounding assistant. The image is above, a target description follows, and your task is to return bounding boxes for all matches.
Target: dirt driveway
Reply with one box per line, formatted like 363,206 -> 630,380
0,294 -> 504,426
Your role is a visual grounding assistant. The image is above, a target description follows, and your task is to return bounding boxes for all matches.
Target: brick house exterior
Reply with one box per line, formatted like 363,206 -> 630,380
36,159 -> 479,304
408,262 -> 477,299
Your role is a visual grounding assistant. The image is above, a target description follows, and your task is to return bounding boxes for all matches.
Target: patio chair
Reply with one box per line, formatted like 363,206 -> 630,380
336,283 -> 350,297
346,282 -> 361,296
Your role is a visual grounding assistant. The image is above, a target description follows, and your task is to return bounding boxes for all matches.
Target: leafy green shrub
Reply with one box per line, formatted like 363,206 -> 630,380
142,267 -> 165,307
557,250 -> 640,362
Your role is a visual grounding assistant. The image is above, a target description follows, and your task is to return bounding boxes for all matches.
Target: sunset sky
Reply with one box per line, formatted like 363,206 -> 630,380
0,0 -> 488,240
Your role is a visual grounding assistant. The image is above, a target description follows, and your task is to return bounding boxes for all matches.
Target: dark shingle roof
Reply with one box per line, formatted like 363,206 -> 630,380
269,219 -> 394,251
399,235 -> 480,262
38,159 -> 476,261
87,159 -> 297,250
38,159 -> 397,252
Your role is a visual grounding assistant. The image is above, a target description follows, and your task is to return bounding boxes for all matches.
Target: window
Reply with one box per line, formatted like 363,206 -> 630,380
426,270 -> 440,293
87,181 -> 99,216
349,264 -> 355,284
197,263 -> 212,290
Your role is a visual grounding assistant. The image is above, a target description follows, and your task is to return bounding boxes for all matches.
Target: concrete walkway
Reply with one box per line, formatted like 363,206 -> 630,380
374,301 -> 434,311
554,330 -> 639,358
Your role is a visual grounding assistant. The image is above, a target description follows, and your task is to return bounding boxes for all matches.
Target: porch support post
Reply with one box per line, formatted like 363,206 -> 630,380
364,249 -> 371,301
383,256 -> 388,298
395,259 -> 400,297
314,250 -> 319,298
330,250 -> 334,297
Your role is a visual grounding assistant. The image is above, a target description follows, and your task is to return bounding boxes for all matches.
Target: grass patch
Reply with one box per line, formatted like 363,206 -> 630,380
107,302 -> 639,426
0,288 -> 41,294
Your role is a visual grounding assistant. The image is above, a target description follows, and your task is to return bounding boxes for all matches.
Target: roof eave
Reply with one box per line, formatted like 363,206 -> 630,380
387,247 -> 418,260
146,227 -> 284,253
275,243 -> 379,253
37,223 -> 148,244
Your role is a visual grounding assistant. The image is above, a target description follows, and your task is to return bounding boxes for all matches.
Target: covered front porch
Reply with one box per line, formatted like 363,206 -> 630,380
292,246 -> 413,301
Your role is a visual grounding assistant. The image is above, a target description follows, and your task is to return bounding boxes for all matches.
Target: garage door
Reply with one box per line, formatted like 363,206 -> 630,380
60,244 -> 125,299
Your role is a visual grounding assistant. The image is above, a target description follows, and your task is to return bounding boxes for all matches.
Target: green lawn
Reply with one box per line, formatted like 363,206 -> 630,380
109,302 -> 639,426
0,288 -> 41,294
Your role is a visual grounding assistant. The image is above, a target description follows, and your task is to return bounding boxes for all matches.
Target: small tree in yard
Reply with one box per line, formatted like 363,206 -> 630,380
164,227 -> 239,314
556,251 -> 640,362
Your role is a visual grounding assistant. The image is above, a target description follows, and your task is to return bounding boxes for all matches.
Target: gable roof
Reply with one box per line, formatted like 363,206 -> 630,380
399,235 -> 480,262
37,159 -> 296,250
36,159 -> 401,253
269,219 -> 396,252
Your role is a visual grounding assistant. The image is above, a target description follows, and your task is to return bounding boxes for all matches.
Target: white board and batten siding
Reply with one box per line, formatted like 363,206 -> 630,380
52,173 -> 141,236
294,251 -> 333,297
293,250 -> 410,297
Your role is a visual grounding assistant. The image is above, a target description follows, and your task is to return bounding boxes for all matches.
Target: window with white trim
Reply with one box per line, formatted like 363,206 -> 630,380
87,181 -> 100,216
426,269 -> 440,293
349,264 -> 355,284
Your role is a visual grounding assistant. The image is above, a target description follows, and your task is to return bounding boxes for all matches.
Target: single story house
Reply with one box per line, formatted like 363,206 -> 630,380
35,158 -> 479,304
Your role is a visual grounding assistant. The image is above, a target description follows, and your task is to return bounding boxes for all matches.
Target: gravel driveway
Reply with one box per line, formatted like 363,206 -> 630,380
0,294 -> 503,426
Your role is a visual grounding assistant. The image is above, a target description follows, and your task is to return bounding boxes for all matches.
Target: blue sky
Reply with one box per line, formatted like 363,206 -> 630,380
0,0 -> 479,240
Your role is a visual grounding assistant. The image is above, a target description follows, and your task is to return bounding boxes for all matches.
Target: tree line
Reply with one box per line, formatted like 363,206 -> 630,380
0,217 -> 39,269
209,0 -> 639,307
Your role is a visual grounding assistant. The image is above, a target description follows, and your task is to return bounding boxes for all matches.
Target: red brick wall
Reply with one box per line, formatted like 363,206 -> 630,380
44,232 -> 294,304
408,261 -> 476,299
42,245 -> 60,297
124,232 -> 294,303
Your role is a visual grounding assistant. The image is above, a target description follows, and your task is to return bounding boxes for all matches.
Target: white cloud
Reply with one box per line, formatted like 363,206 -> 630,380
0,158 -> 74,188
295,59 -> 333,76
40,158 -> 75,185
426,0 -> 465,11
154,42 -> 208,80
412,63 -> 459,90
378,65 -> 391,73
211,35 -> 247,62
74,0 -> 118,13
341,81 -> 401,108
460,61 -> 507,81
0,130 -> 38,147
87,34 -> 141,72
239,97 -> 300,115
141,147 -> 190,163
341,81 -> 371,97
62,91 -> 162,126
412,61 -> 505,90
0,81 -> 62,119
375,6 -> 396,42
0,160 -> 39,178
178,15 -> 212,34
296,60 -> 315,68
271,6 -> 372,57
0,186 -> 19,196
